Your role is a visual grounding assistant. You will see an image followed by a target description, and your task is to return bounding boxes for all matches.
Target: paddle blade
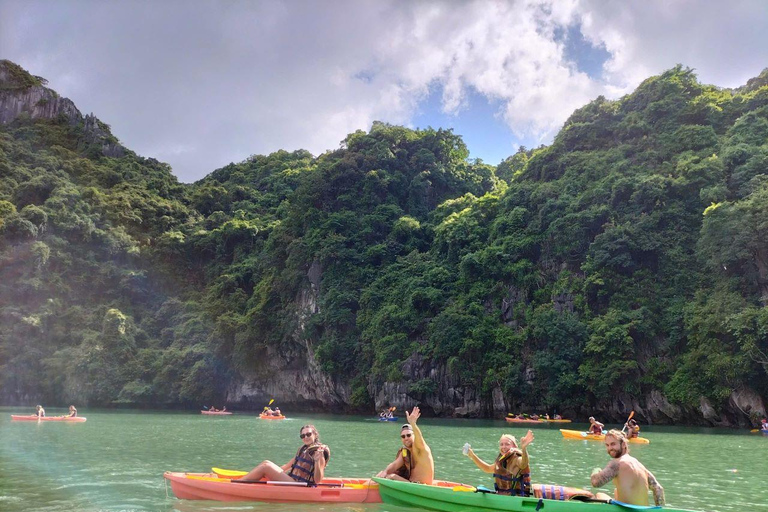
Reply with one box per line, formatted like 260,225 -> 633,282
609,499 -> 661,510
268,399 -> 275,405
453,485 -> 476,492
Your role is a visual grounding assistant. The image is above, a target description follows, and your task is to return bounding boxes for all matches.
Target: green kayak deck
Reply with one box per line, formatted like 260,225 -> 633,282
372,478 -> 702,512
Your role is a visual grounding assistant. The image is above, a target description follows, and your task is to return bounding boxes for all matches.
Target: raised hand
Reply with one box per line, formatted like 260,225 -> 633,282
520,429 -> 534,449
406,406 -> 421,424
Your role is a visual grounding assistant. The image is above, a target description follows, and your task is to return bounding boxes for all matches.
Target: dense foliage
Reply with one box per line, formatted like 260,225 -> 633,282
2,62 -> 768,422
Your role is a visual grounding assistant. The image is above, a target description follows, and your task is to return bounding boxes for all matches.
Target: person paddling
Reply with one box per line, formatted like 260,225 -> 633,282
33,405 -> 45,418
591,430 -> 664,506
464,430 -> 534,496
67,405 -> 77,417
375,406 -> 434,484
238,424 -> 330,484
588,416 -> 604,434
624,418 -> 639,439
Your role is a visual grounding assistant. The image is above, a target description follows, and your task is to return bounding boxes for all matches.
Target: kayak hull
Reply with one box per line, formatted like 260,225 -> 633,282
378,416 -> 399,421
164,472 -> 381,503
373,478 -> 697,512
560,429 -> 650,444
11,415 -> 86,422
259,414 -> 286,420
201,410 -> 233,415
165,472 -> 470,503
505,418 -> 545,424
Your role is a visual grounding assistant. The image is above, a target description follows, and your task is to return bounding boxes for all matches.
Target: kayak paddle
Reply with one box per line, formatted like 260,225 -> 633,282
621,411 -> 635,434
610,499 -> 661,510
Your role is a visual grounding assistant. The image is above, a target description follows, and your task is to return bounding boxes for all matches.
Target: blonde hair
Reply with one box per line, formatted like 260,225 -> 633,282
500,434 -> 518,447
605,429 -> 629,453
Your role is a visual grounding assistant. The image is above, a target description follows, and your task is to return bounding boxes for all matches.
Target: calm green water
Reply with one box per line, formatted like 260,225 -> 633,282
1,408 -> 766,512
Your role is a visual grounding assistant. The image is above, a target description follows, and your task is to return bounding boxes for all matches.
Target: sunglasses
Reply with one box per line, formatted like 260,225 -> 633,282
400,433 -> 412,439
299,432 -> 314,439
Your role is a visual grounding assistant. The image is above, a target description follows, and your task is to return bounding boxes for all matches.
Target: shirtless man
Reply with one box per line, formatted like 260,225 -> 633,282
588,416 -> 604,434
591,430 -> 664,506
375,406 -> 434,484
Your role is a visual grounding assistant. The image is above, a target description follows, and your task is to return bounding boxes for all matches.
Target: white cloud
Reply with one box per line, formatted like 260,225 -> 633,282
0,0 -> 766,181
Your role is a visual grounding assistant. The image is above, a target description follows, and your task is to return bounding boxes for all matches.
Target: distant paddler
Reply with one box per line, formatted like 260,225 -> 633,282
375,406 -> 434,484
463,430 -> 534,496
624,418 -> 640,439
588,416 -> 604,434
591,430 -> 664,506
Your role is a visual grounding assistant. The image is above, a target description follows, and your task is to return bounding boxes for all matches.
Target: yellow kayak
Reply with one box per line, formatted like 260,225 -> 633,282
559,429 -> 650,444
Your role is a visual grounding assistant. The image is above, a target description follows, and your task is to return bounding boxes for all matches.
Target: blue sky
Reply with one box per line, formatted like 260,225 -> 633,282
1,0 -> 767,181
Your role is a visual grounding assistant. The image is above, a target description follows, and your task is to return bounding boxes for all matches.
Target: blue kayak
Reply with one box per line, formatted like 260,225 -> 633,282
378,416 -> 399,422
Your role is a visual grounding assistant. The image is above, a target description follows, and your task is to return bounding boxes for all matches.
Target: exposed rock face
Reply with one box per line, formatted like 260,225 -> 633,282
228,341 -> 350,411
729,387 -> 766,419
0,60 -> 124,157
227,260 -> 351,410
370,352 -> 508,417
0,61 -> 81,125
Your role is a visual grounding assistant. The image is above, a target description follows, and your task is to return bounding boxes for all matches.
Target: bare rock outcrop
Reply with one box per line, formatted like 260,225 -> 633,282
0,60 -> 125,157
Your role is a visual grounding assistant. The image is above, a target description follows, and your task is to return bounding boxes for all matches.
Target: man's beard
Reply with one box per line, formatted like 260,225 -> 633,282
609,446 -> 626,458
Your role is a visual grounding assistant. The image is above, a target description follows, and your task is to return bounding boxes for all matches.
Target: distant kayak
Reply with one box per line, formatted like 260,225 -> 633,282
505,417 -> 544,424
560,429 -> 650,444
11,415 -> 86,422
542,419 -> 572,423
259,413 -> 286,420
201,410 -> 233,415
378,416 -> 399,422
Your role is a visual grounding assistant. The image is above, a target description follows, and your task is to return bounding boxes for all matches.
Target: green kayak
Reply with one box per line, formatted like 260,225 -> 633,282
372,478 -> 702,512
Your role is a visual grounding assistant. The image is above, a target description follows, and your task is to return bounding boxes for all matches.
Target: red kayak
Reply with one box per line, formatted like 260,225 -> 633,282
201,410 -> 233,415
11,415 -> 86,422
164,471 -> 471,503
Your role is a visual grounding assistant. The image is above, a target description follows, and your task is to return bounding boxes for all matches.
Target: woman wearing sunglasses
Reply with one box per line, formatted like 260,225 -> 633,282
237,424 -> 330,485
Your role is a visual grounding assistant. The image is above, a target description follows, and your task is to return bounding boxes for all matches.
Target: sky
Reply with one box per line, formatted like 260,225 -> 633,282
1,0 -> 767,183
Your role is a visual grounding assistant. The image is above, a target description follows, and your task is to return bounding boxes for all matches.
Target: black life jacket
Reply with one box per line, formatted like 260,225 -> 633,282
288,443 -> 330,485
395,447 -> 412,480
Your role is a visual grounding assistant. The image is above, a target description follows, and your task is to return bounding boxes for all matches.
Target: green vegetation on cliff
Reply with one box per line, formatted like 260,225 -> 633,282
2,62 -> 768,422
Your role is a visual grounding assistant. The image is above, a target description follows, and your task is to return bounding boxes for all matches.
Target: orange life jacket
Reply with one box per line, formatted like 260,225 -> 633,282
395,447 -> 412,480
288,443 -> 330,485
493,450 -> 531,497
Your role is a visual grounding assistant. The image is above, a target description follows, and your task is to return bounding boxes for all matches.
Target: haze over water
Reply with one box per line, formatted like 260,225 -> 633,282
1,408 -> 766,512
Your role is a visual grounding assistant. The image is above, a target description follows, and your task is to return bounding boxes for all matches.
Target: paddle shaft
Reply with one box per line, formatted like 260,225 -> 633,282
230,479 -> 342,488
621,411 -> 635,433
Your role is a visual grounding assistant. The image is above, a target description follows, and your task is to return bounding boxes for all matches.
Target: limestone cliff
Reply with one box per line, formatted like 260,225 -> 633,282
0,60 -> 124,157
